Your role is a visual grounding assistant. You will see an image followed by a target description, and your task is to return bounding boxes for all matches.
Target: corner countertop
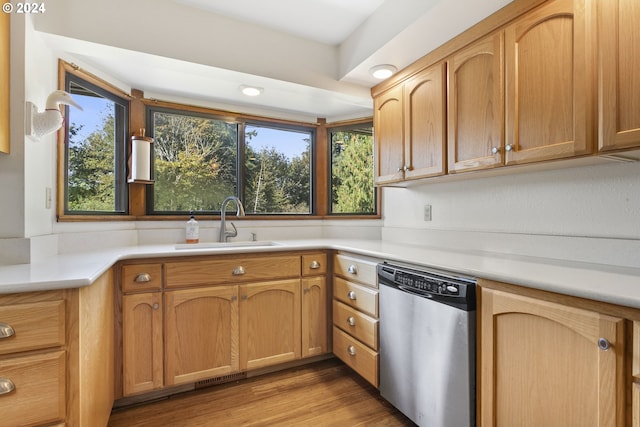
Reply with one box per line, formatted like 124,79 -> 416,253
1,239 -> 639,309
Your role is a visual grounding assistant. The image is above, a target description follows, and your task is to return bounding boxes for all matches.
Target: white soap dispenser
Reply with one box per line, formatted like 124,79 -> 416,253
186,211 -> 199,244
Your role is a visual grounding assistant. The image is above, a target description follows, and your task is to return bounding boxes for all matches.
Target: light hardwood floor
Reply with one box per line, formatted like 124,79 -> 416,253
108,358 -> 415,427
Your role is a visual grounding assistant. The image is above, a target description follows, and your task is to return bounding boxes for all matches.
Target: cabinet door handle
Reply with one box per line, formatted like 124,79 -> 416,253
152,303 -> 159,310
598,337 -> 611,351
232,266 -> 246,276
347,345 -> 356,356
347,316 -> 356,326
0,378 -> 15,395
491,146 -> 499,154
309,260 -> 321,269
0,323 -> 15,339
347,291 -> 357,300
505,144 -> 513,152
347,265 -> 358,275
134,273 -> 151,283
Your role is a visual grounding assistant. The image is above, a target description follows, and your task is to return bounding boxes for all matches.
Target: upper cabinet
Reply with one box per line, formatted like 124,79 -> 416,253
374,62 -> 446,185
374,85 -> 404,184
598,0 -> 640,153
448,32 -> 504,173
372,0 -> 631,185
403,63 -> 446,180
504,0 -> 594,165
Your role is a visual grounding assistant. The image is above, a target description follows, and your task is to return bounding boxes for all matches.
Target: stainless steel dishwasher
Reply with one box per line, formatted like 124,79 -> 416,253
377,262 -> 476,427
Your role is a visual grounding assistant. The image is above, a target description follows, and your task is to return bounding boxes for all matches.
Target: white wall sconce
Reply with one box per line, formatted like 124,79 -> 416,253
369,64 -> 397,79
25,90 -> 82,139
128,129 -> 154,184
239,85 -> 264,97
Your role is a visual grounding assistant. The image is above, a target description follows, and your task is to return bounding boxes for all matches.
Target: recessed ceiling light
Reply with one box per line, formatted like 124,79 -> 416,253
369,64 -> 397,79
240,85 -> 264,96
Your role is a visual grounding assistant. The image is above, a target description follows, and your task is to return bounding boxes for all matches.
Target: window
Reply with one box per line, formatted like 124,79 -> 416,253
63,73 -> 128,215
329,123 -> 376,215
148,108 -> 314,215
149,108 -> 238,213
244,124 -> 312,214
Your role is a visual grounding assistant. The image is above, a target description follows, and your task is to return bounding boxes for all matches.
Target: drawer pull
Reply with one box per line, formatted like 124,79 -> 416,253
347,265 -> 358,274
347,316 -> 356,326
598,337 -> 611,351
347,345 -> 356,356
232,266 -> 246,276
347,291 -> 357,300
309,260 -> 321,269
0,323 -> 15,339
0,378 -> 15,395
134,273 -> 151,283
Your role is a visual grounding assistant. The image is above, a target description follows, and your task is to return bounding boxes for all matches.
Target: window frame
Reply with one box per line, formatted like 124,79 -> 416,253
57,60 -> 131,221
58,61 -> 379,221
327,121 -> 377,216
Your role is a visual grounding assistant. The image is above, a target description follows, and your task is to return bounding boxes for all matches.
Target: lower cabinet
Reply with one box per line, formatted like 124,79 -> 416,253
164,285 -> 239,387
122,292 -> 163,395
331,252 -> 380,387
240,279 -> 301,371
479,280 -> 627,427
118,251 -> 329,398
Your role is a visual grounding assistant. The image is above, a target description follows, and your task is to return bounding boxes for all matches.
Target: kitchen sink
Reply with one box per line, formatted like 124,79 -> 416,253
174,241 -> 282,250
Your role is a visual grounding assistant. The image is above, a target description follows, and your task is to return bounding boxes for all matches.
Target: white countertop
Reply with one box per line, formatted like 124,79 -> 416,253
1,238 -> 639,309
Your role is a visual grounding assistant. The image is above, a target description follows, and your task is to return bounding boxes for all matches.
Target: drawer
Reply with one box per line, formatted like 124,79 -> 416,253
0,300 -> 65,355
0,351 -> 66,425
122,263 -> 163,293
334,253 -> 378,288
302,253 -> 327,276
333,300 -> 378,350
166,255 -> 301,288
333,277 -> 378,318
333,327 -> 378,387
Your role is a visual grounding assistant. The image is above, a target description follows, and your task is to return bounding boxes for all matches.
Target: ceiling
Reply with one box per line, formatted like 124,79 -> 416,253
33,0 -> 513,122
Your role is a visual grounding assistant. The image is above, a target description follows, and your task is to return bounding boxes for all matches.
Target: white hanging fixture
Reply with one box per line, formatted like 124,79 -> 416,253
25,90 -> 83,139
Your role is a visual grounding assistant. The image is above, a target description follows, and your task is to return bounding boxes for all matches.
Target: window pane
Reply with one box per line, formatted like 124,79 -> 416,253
151,110 -> 238,213
244,124 -> 312,214
66,79 -> 127,214
331,125 -> 375,214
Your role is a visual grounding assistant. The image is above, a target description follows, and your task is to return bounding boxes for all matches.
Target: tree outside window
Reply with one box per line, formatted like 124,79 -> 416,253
330,124 -> 376,215
64,76 -> 128,214
148,109 -> 313,215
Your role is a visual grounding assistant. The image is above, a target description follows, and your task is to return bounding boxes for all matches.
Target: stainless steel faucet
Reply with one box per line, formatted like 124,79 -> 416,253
219,196 -> 245,242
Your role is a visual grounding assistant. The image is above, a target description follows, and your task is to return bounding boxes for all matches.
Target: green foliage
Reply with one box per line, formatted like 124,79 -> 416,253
331,130 -> 375,214
152,112 -> 237,212
244,137 -> 310,214
67,111 -> 117,211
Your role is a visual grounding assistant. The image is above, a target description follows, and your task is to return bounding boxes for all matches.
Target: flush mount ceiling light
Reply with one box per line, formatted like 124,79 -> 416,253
239,85 -> 264,97
369,64 -> 397,79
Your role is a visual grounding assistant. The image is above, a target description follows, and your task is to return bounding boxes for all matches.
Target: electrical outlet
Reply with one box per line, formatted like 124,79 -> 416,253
423,204 -> 432,221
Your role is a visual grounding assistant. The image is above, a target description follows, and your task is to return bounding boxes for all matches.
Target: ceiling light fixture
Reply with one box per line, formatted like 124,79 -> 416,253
240,85 -> 264,97
369,64 -> 397,80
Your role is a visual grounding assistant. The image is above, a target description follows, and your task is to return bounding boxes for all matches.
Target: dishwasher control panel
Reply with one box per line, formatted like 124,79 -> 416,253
378,263 -> 476,311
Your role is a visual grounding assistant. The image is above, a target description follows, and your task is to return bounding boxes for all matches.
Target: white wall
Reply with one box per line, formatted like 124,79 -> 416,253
381,161 -> 640,267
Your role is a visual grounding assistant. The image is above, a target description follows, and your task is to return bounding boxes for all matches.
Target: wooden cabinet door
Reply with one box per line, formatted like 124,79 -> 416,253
239,279 -> 301,371
505,0 -> 594,165
598,0 -> 640,152
403,62 -> 446,179
164,286 -> 239,386
301,276 -> 327,358
448,32 -> 504,173
374,84 -> 404,184
122,292 -> 163,395
480,287 -> 625,427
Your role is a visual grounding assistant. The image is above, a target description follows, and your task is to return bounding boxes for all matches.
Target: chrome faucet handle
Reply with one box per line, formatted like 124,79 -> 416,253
226,222 -> 238,239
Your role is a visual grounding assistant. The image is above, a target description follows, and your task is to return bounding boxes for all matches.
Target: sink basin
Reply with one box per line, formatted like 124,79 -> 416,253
174,241 -> 282,250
